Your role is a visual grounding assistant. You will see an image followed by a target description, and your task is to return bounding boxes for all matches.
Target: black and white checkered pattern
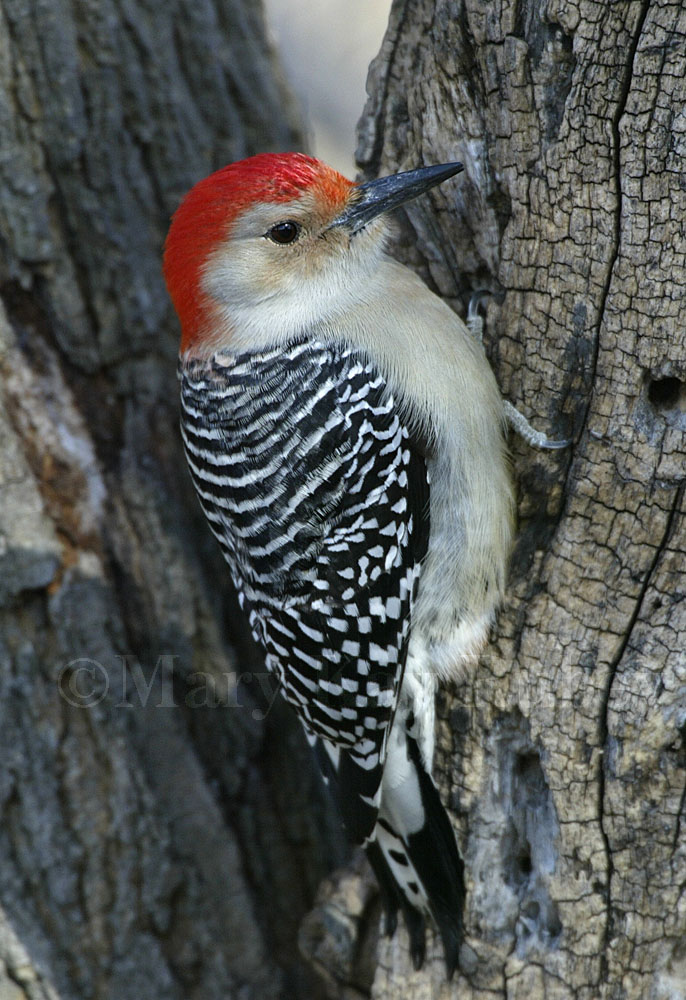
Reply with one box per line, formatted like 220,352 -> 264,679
180,339 -> 430,841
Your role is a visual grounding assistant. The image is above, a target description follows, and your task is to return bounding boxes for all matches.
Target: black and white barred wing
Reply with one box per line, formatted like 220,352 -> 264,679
180,340 -> 429,843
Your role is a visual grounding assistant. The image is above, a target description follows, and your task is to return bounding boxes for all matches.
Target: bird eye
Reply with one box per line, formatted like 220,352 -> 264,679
266,221 -> 301,245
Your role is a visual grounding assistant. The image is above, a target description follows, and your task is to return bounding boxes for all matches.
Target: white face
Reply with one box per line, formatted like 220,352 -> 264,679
200,190 -> 389,350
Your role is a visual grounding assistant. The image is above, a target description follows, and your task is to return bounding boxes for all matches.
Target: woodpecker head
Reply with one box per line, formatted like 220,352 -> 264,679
163,152 -> 463,357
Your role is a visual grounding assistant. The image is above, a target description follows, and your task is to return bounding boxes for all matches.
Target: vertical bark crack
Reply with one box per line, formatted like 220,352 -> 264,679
578,0 -> 652,445
597,479 -> 684,982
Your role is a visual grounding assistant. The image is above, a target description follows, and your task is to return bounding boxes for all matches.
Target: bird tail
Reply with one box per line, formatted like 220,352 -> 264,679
369,730 -> 465,977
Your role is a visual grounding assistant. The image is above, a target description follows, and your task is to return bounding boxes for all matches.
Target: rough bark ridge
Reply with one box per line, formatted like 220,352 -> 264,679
0,3 -> 348,999
344,0 -> 686,997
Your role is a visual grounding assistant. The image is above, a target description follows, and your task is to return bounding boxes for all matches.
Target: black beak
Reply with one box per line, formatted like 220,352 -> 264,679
329,162 -> 464,234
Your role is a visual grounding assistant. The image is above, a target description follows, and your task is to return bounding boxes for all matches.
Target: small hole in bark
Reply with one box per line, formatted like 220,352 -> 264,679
648,376 -> 686,412
517,849 -> 532,876
547,910 -> 563,938
515,751 -> 542,783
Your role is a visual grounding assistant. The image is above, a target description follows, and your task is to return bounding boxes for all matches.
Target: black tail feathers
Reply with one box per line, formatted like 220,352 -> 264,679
406,734 -> 465,978
312,728 -> 464,976
368,735 -> 465,978
366,840 -> 427,970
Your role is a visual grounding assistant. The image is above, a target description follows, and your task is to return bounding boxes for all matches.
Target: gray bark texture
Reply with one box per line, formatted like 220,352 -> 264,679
0,2 -> 350,999
320,0 -> 685,997
1,0 -> 685,999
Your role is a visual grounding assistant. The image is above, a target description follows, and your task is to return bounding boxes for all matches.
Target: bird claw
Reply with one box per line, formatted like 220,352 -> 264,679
466,290 -> 490,344
466,293 -> 571,451
504,401 -> 571,450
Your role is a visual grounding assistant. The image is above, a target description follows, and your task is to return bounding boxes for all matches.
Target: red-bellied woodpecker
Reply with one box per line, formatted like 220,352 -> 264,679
163,152 -> 514,976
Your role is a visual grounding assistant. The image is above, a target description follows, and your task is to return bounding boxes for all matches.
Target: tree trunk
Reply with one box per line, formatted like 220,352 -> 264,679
0,3 -> 349,999
328,0 -> 685,997
2,1 -> 685,999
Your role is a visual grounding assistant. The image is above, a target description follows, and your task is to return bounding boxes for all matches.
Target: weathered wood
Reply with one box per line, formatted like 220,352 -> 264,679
338,0 -> 686,996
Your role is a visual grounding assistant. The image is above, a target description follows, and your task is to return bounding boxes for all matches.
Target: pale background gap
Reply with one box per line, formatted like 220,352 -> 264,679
263,0 -> 392,177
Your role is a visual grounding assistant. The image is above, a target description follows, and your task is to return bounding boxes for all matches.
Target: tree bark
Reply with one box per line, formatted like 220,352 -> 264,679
332,0 -> 685,997
0,3 -> 349,999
